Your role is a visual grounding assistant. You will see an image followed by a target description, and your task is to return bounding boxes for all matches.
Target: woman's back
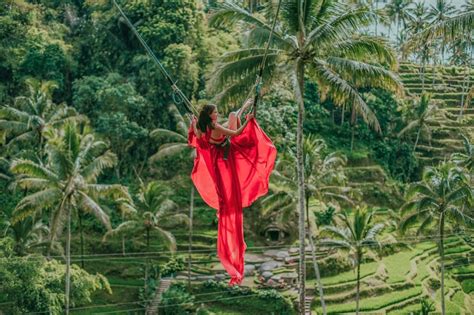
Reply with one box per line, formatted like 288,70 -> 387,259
210,127 -> 226,143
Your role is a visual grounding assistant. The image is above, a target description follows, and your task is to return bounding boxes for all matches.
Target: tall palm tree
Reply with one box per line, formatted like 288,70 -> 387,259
397,93 -> 445,152
426,0 -> 457,63
448,33 -> 473,117
321,207 -> 384,315
454,2 -> 473,117
405,3 -> 472,95
103,181 -> 189,293
2,214 -> 53,256
0,79 -> 84,161
149,104 -> 193,164
150,103 -> 196,289
10,122 -> 130,314
400,162 -> 474,315
385,0 -> 413,44
405,2 -> 431,89
209,2 -> 400,311
403,0 -> 473,43
451,133 -> 474,173
427,0 -> 456,86
407,2 -> 428,35
263,136 -> 351,313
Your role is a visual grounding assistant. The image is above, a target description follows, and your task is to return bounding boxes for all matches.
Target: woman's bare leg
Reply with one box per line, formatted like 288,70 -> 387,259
227,112 -> 241,130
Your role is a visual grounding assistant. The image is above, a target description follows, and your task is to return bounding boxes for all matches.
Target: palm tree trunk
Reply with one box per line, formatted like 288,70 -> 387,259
38,133 -> 44,163
441,41 -> 445,65
188,186 -> 194,290
350,106 -> 356,152
145,228 -> 150,293
294,58 -> 307,315
305,197 -> 326,315
439,213 -> 446,315
65,202 -> 71,315
414,127 -> 422,152
460,66 -> 468,118
340,104 -> 345,126
79,211 -> 84,269
356,251 -> 361,315
350,125 -> 355,152
48,201 -> 65,258
396,18 -> 400,46
460,41 -> 472,118
421,57 -> 426,93
121,212 -> 125,256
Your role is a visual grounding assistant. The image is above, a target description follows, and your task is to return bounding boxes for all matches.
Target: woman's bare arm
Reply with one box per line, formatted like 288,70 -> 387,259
215,113 -> 254,137
191,116 -> 202,138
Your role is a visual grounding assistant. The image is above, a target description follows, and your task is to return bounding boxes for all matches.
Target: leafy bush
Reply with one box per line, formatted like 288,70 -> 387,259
372,138 -> 419,182
461,279 -> 474,293
427,278 -> 441,290
161,256 -> 185,277
159,283 -> 194,315
315,205 -> 336,226
0,253 -> 110,315
199,280 -> 294,314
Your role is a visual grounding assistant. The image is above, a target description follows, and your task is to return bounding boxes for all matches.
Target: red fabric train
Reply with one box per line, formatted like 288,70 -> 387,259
188,117 -> 277,285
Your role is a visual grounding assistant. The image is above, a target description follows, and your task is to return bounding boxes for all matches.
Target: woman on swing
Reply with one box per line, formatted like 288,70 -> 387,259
188,98 -> 277,286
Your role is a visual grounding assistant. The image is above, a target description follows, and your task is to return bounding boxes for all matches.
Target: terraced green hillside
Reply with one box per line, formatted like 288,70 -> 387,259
399,63 -> 474,166
311,236 -> 474,314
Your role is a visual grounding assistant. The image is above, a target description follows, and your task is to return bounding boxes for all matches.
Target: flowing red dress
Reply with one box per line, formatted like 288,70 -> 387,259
188,117 -> 277,285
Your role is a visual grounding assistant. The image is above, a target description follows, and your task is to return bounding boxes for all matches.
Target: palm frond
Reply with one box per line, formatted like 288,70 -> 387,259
398,120 -> 420,137
400,211 -> 422,233
160,213 -> 190,228
78,191 -> 111,230
406,182 -> 435,199
12,188 -> 62,224
311,59 -> 381,133
149,143 -> 190,163
0,105 -> 31,121
209,51 -> 280,93
306,7 -> 375,50
156,199 -> 178,214
321,225 -> 350,241
16,178 -> 51,190
326,57 -> 403,93
150,129 -> 187,143
85,184 -> 131,201
10,159 -> 59,182
423,11 -> 474,42
153,226 -> 177,253
209,1 -> 290,48
331,36 -> 397,67
365,223 -> 384,240
319,238 -> 352,250
0,120 -> 28,135
247,27 -> 294,50
82,150 -> 118,182
103,221 -> 142,241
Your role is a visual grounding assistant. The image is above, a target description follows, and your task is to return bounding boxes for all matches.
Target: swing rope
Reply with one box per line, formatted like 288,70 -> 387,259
112,0 -> 280,119
248,0 -> 282,117
111,0 -> 198,116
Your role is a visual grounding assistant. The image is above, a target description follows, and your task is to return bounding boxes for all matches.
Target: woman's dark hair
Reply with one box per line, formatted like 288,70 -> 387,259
197,104 -> 216,133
